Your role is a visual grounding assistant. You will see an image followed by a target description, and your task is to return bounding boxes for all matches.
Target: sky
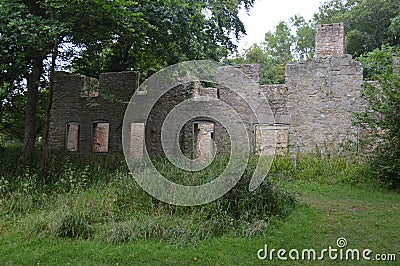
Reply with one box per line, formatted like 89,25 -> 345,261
237,0 -> 324,52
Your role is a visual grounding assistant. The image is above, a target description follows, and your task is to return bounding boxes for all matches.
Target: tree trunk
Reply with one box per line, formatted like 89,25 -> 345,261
22,56 -> 44,164
42,36 -> 59,179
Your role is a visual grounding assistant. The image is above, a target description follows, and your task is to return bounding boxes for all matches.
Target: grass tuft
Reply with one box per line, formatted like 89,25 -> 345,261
55,212 -> 92,239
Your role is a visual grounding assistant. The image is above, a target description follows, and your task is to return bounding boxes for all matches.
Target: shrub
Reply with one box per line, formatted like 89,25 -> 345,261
357,46 -> 400,188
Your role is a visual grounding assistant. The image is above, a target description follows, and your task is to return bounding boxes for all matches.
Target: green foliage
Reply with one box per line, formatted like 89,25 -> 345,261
231,25 -> 289,84
264,21 -> 294,61
72,0 -> 256,79
358,45 -> 400,80
1,0 -> 133,146
1,145 -> 378,246
4,148 -> 397,265
290,15 -> 316,60
233,0 -> 400,84
314,0 -> 400,56
0,1 -> 56,66
233,17 -> 314,84
356,46 -> 400,188
356,74 -> 400,188
0,83 -> 24,142
260,21 -> 294,84
108,155 -> 296,243
0,147 -> 297,244
1,179 -> 399,265
268,155 -> 374,187
0,1 -> 54,142
1,0 -> 255,148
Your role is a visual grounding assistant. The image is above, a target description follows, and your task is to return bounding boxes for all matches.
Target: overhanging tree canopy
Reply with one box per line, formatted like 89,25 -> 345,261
0,0 -> 255,163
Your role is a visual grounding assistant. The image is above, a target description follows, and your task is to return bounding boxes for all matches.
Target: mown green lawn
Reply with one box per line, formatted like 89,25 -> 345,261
1,179 -> 399,265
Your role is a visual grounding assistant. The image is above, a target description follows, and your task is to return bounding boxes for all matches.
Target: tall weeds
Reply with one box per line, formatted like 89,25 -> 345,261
1,145 -> 373,245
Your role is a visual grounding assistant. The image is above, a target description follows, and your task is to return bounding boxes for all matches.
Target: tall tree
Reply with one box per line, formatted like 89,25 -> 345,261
1,0 -> 142,162
234,0 -> 400,83
233,21 -> 295,84
314,0 -> 400,56
72,0 -> 255,79
1,0 -> 255,167
0,1 -> 54,161
290,15 -> 315,60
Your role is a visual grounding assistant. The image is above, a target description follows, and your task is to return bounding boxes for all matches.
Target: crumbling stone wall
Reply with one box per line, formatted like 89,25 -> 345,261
284,55 -> 365,153
144,65 -> 261,158
251,22 -> 366,155
260,84 -> 289,124
48,71 -> 138,153
49,23 -> 367,157
144,84 -> 189,157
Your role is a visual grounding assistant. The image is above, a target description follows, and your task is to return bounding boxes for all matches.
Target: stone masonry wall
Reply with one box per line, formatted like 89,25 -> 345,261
50,58 -> 366,156
284,55 -> 365,153
49,21 -> 368,157
145,64 -> 262,158
258,84 -> 290,155
260,84 -> 289,124
48,71 -> 138,153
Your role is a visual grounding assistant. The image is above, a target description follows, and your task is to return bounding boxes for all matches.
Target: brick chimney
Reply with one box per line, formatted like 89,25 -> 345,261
315,23 -> 345,57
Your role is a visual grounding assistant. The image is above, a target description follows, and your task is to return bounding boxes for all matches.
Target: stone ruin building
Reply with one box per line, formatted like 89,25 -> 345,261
48,23 -> 366,158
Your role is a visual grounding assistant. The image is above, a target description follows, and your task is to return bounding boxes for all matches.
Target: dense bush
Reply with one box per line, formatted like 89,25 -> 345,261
356,74 -> 400,188
357,46 -> 400,188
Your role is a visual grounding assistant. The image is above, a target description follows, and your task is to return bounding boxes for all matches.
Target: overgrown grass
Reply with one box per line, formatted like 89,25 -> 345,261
268,153 -> 381,188
0,145 -> 295,245
1,173 -> 399,265
1,145 -> 398,265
